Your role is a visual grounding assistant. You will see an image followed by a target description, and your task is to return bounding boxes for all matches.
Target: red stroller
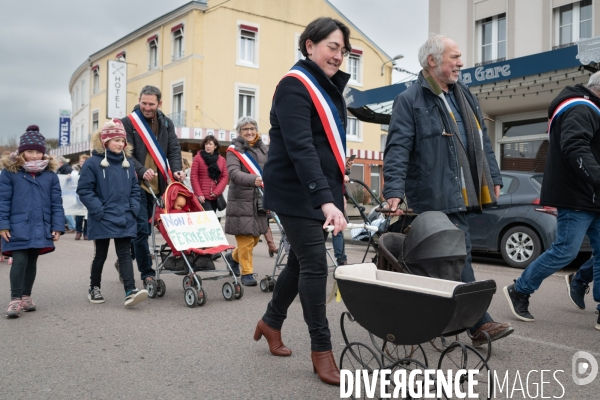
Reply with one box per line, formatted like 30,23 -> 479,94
146,182 -> 241,307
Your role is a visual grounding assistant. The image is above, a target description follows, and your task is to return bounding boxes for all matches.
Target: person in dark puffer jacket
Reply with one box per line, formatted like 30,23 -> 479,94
77,120 -> 148,308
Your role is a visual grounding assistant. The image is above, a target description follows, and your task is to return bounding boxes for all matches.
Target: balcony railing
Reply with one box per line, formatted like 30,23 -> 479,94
169,111 -> 186,127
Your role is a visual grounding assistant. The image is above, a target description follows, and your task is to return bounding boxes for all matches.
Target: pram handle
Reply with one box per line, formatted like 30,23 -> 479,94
324,223 -> 379,233
375,207 -> 416,215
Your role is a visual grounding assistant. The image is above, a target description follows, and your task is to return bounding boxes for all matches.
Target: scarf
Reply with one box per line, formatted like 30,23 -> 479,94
23,159 -> 49,174
423,70 -> 497,210
200,150 -> 221,181
247,135 -> 260,147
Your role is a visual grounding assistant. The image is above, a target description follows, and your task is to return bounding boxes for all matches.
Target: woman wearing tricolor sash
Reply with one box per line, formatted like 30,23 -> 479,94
254,17 -> 351,386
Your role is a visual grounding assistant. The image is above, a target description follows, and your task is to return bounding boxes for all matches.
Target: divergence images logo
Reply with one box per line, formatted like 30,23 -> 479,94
572,351 -> 598,386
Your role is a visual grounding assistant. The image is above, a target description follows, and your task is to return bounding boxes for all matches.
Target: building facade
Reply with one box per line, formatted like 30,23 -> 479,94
53,0 -> 397,196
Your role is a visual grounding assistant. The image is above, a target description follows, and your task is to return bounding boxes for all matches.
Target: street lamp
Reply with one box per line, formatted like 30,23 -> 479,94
380,54 -> 404,76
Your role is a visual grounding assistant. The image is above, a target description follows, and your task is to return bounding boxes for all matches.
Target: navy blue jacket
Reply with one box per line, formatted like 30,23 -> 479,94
0,156 -> 64,255
383,72 -> 502,214
77,136 -> 140,240
263,59 -> 350,220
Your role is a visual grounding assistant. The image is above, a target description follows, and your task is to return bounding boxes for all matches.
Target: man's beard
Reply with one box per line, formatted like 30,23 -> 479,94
434,64 -> 459,85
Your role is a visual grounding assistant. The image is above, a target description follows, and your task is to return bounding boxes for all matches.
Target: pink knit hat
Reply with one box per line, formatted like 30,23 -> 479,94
100,119 -> 127,148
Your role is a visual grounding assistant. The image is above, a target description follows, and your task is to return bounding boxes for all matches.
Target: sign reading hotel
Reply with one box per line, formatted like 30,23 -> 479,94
107,60 -> 127,118
161,211 -> 228,251
59,109 -> 71,147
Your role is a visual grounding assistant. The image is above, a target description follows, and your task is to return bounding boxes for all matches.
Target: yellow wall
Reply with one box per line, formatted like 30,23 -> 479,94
87,0 -> 391,152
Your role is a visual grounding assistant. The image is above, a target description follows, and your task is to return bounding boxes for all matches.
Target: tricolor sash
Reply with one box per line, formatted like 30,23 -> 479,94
227,145 -> 263,187
282,66 -> 347,175
128,109 -> 173,183
548,98 -> 600,139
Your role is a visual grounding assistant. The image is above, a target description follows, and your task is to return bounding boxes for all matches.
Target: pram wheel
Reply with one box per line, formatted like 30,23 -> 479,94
381,340 -> 428,369
146,280 -> 157,298
269,279 -> 275,291
156,279 -> 166,297
222,282 -> 234,301
437,343 -> 491,400
387,358 -> 429,399
184,287 -> 198,308
340,342 -> 382,399
259,278 -> 269,292
234,283 -> 244,300
429,334 -> 459,353
197,287 -> 207,306
182,274 -> 200,290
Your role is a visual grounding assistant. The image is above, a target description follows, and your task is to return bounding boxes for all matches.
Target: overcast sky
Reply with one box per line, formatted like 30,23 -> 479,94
0,0 -> 427,144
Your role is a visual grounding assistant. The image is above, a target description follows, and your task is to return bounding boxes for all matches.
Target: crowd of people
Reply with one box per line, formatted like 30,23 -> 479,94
1,16 -> 598,389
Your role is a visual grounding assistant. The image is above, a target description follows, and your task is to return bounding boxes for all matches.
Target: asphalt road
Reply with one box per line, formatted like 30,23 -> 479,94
0,226 -> 598,399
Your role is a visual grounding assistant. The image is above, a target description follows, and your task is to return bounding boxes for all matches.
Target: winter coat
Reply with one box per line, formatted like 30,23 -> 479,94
57,163 -> 73,175
76,132 -> 140,240
121,105 -> 182,195
224,136 -> 268,236
263,59 -> 349,220
190,152 -> 228,201
0,154 -> 64,255
542,84 -> 600,211
382,71 -> 502,214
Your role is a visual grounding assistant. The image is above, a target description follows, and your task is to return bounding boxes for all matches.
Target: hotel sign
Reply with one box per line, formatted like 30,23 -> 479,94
59,109 -> 71,147
107,60 -> 127,119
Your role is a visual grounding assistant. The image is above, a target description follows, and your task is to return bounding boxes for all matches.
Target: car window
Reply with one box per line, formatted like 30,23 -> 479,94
500,176 -> 514,195
531,175 -> 543,191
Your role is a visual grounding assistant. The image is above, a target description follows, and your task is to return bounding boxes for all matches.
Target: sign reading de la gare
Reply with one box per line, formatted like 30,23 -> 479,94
107,60 -> 127,119
161,211 -> 228,251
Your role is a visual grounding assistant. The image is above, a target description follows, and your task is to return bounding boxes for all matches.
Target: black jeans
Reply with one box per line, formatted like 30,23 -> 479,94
91,237 -> 136,293
132,191 -> 156,280
10,249 -> 40,299
75,216 -> 87,235
262,214 -> 332,352
446,212 -> 494,332
200,199 -> 219,212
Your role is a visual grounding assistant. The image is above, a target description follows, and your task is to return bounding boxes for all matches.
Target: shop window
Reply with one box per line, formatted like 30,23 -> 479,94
554,0 -> 592,47
370,165 -> 381,197
477,13 -> 506,64
499,117 -> 548,172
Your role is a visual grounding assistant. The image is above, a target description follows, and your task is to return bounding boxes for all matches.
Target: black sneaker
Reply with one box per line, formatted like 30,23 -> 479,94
124,288 -> 148,307
88,287 -> 105,304
241,274 -> 257,286
596,311 -> 600,331
224,252 -> 240,277
565,273 -> 588,310
503,282 -> 534,322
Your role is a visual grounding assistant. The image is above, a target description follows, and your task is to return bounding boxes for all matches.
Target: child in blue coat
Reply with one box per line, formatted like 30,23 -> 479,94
0,126 -> 65,318
77,120 -> 147,307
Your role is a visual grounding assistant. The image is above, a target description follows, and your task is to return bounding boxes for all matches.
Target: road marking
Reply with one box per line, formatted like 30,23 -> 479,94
510,334 -> 600,357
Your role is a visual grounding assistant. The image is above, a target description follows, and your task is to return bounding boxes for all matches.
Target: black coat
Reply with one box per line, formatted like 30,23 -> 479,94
542,84 -> 600,211
263,59 -> 350,220
121,105 -> 182,195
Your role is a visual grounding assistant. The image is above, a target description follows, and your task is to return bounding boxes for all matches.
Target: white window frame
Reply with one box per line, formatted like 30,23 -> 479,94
233,83 -> 259,127
75,85 -> 80,111
346,115 -> 363,142
236,21 -> 259,68
294,32 -> 305,62
80,79 -> 85,107
171,80 -> 185,127
477,13 -> 506,64
347,49 -> 363,86
148,36 -> 159,70
80,123 -> 85,143
172,25 -> 185,61
92,67 -> 100,94
92,110 -> 99,134
494,110 -> 549,166
554,0 -> 593,46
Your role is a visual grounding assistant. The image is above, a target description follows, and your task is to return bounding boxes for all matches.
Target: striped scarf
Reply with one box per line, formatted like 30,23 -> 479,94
423,70 -> 497,210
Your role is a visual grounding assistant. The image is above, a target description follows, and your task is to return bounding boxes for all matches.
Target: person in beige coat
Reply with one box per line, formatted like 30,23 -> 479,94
224,116 -> 268,286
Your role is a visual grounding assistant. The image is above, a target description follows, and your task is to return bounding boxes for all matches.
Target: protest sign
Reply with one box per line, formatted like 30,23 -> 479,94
58,175 -> 88,216
161,211 -> 228,251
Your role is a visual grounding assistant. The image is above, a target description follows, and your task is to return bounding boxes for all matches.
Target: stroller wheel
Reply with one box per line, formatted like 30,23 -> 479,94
184,287 -> 198,308
222,282 -> 235,301
437,343 -> 491,399
429,334 -> 459,353
259,278 -> 269,293
234,283 -> 244,300
340,342 -> 382,397
268,279 -> 276,292
156,279 -> 166,297
381,341 -> 428,368
197,287 -> 207,306
146,280 -> 157,299
182,274 -> 200,290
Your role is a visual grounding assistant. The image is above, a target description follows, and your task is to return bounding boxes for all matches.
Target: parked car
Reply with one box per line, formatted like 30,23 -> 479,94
467,171 -> 591,268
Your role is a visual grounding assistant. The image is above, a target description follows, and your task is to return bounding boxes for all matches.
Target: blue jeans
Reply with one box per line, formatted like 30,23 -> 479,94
332,231 -> 346,264
65,215 -> 76,230
446,212 -> 494,332
75,216 -> 87,234
132,191 -> 156,280
572,256 -> 600,311
516,208 -> 600,311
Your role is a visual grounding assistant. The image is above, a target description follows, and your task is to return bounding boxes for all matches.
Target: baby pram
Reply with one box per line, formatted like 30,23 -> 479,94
334,212 -> 496,399
146,182 -> 241,307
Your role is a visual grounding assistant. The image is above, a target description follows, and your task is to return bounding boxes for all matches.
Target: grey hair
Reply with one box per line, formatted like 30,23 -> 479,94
57,156 -> 68,164
139,85 -> 162,102
418,34 -> 448,68
587,71 -> 600,91
236,116 -> 258,135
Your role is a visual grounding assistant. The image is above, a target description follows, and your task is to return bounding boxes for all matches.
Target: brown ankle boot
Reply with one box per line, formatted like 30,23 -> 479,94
253,319 -> 292,356
311,350 -> 340,385
263,227 -> 278,257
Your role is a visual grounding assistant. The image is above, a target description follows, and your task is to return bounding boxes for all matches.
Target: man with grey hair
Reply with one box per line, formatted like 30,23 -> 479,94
505,72 -> 600,331
121,85 -> 185,289
383,35 -> 513,346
